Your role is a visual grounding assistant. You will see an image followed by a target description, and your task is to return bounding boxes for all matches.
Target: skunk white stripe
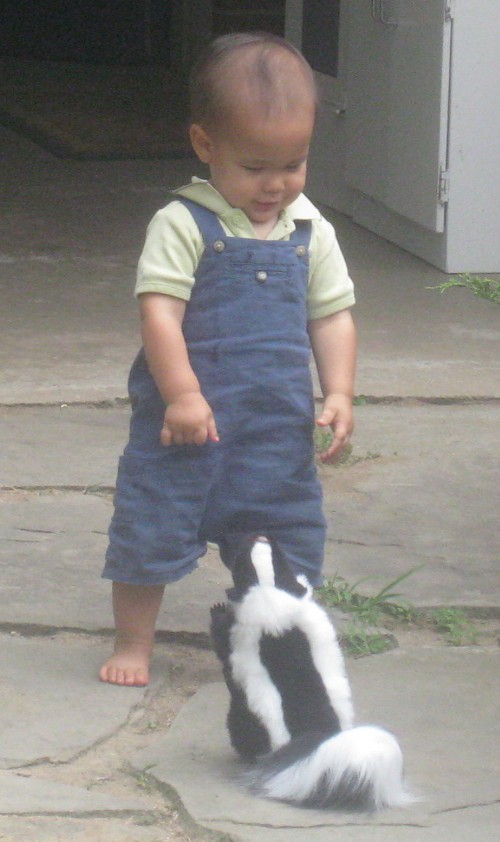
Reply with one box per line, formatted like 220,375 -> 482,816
229,619 -> 290,751
234,583 -> 354,731
295,598 -> 354,730
250,540 -> 276,587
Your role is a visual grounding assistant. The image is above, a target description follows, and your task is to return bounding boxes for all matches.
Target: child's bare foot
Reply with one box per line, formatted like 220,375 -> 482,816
99,641 -> 151,687
100,581 -> 165,686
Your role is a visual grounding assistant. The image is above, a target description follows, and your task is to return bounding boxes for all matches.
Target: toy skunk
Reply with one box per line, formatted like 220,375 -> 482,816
210,536 -> 413,811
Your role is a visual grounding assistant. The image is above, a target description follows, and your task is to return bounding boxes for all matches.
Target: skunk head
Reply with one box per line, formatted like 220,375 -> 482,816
227,535 -> 308,602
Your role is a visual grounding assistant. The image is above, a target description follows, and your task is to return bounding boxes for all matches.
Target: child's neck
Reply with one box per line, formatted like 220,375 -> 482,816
252,218 -> 278,240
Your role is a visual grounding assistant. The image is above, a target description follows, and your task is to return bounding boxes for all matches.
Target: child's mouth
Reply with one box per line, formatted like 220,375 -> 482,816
254,201 -> 279,213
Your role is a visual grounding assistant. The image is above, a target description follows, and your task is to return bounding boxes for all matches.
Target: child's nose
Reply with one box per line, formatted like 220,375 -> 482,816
263,172 -> 285,193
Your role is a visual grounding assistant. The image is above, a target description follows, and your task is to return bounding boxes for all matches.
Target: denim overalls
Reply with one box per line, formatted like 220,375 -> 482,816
103,199 -> 326,586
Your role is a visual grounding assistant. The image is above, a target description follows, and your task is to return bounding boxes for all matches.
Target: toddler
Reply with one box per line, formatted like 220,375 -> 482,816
100,32 -> 356,686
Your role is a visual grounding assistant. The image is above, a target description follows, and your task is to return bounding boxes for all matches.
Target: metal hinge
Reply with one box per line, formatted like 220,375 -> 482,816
438,166 -> 450,204
445,1 -> 456,21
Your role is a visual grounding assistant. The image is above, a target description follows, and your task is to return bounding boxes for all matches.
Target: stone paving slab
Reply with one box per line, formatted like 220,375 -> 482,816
210,805 -> 500,842
330,213 -> 500,400
132,648 -> 500,842
0,636 -> 145,768
1,404 -> 498,641
0,490 -> 115,631
321,403 -> 500,608
0,259 -> 139,406
0,489 -> 231,632
0,404 -> 128,489
0,816 -> 173,842
0,770 -> 147,815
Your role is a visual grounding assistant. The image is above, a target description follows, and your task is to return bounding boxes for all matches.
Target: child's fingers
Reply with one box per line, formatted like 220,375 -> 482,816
319,426 -> 350,463
160,424 -> 173,446
208,416 -> 220,443
316,409 -> 334,428
160,418 -> 219,447
320,438 -> 349,463
316,411 -> 352,463
316,395 -> 354,463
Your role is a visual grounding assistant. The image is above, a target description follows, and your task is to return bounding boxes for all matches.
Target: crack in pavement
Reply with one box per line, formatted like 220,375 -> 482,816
433,798 -> 500,815
0,485 -> 114,494
201,816 -> 430,830
1,809 -> 155,819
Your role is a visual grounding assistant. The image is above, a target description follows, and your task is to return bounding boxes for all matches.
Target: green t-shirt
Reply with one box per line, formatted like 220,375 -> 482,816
135,178 -> 355,321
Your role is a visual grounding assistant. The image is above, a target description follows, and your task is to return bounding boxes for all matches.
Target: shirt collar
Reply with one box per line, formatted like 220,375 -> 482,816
173,178 -> 320,239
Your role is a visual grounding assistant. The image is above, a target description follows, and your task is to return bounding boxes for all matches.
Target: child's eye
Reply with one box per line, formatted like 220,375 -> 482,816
243,166 -> 263,173
286,163 -> 302,172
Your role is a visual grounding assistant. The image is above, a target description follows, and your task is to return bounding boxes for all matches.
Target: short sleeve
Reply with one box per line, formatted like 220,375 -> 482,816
307,216 -> 355,320
134,201 -> 204,299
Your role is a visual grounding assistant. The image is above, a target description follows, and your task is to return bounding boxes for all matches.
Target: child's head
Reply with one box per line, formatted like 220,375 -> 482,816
189,32 -> 317,131
188,33 -> 318,234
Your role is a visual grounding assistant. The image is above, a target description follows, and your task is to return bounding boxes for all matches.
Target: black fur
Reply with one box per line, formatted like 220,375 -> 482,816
259,628 -> 341,740
210,536 -> 412,812
210,602 -> 271,758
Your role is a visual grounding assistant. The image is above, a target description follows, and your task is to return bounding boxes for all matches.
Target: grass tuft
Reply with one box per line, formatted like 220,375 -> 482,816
427,273 -> 500,304
430,608 -> 479,646
318,569 -> 483,653
318,567 -> 422,627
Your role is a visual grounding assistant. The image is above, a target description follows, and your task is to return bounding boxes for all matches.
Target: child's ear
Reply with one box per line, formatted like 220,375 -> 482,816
190,123 -> 214,163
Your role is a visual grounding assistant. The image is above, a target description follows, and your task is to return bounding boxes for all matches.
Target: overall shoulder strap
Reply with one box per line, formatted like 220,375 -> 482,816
289,219 -> 313,249
175,197 -> 227,244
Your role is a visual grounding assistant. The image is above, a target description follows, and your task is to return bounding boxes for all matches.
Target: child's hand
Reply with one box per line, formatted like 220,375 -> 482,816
161,392 -> 219,446
315,393 -> 354,463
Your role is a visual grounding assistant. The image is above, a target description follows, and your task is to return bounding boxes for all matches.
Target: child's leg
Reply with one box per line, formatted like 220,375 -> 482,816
99,581 -> 165,686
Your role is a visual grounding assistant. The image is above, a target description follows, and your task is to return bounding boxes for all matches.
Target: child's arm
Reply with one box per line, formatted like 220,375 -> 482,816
308,309 -> 356,463
139,293 -> 219,446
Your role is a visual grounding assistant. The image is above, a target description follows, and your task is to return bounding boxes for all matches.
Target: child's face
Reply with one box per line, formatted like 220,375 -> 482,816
191,108 -> 315,233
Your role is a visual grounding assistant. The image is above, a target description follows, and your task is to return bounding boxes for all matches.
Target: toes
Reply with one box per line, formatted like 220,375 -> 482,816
131,669 -> 149,687
99,664 -> 113,683
99,662 -> 149,686
99,664 -> 121,684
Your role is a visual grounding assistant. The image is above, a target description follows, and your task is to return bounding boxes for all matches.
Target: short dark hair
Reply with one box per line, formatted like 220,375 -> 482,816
189,32 -> 317,129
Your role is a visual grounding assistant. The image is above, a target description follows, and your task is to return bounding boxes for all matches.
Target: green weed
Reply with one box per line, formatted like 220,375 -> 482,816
430,608 -> 479,646
319,570 -> 483,651
313,426 -> 334,454
135,765 -> 156,792
318,568 -> 421,657
428,273 -> 500,304
318,567 -> 421,627
313,430 -> 380,467
341,625 -> 396,658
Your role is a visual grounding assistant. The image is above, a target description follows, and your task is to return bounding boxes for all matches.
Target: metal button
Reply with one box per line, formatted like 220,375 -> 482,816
256,271 -> 267,283
213,240 -> 225,252
296,245 -> 307,257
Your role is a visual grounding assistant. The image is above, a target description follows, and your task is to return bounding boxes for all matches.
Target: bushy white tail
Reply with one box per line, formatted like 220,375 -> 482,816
245,725 -> 414,812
